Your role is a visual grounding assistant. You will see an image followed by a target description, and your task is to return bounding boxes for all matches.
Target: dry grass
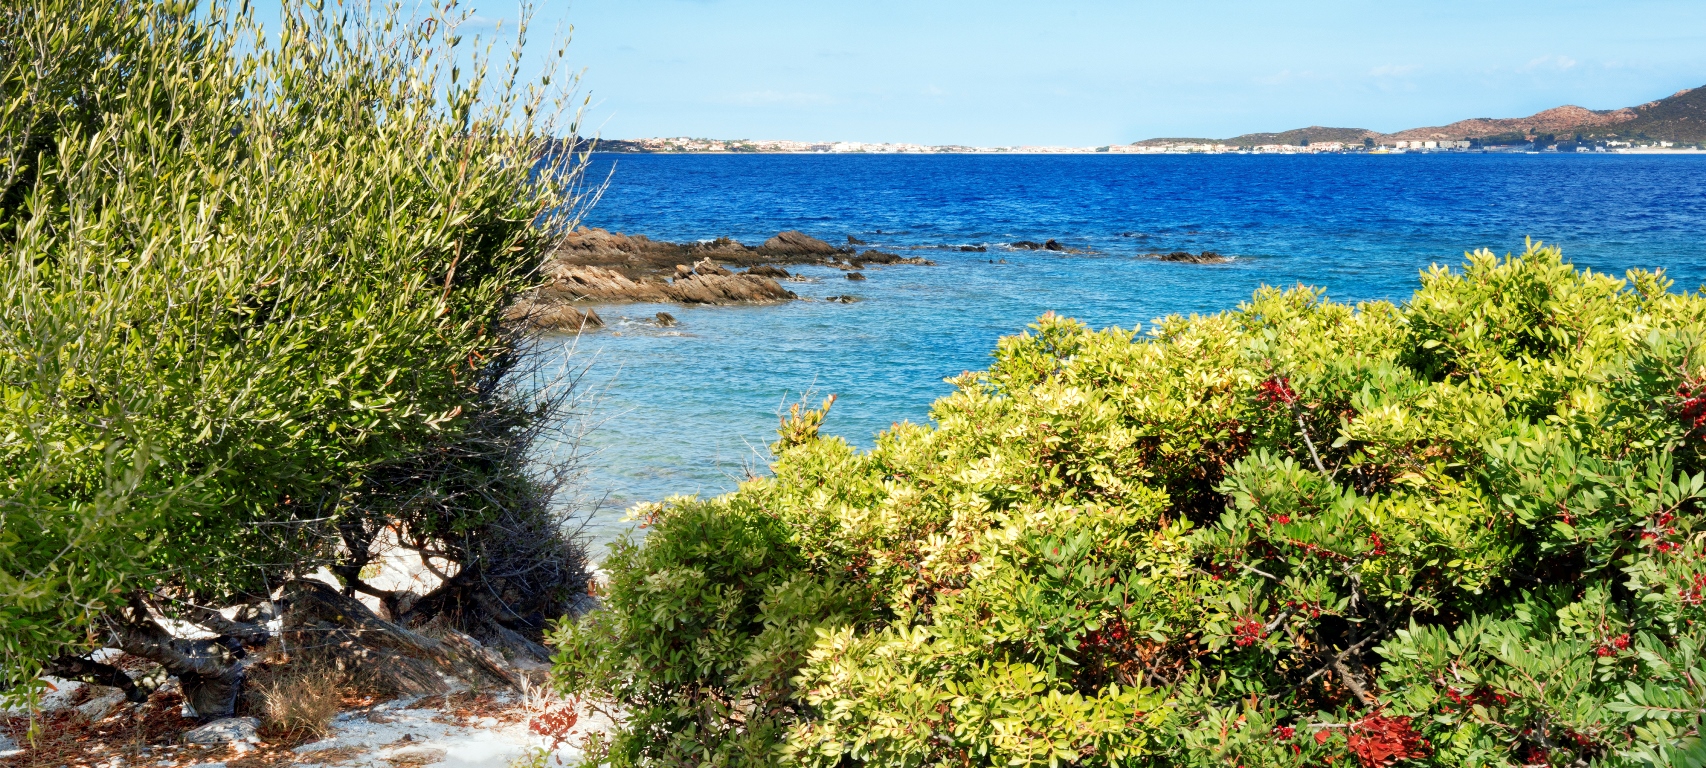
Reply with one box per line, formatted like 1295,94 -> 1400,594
246,658 -> 346,744
0,688 -> 197,768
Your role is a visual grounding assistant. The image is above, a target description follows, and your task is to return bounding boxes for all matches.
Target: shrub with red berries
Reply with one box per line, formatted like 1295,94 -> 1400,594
557,247 -> 1706,767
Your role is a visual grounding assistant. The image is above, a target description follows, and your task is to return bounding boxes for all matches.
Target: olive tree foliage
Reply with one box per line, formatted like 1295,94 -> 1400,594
554,245 -> 1706,767
1,0 -> 591,698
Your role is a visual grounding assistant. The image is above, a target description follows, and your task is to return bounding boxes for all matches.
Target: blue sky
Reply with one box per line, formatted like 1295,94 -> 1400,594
292,0 -> 1706,146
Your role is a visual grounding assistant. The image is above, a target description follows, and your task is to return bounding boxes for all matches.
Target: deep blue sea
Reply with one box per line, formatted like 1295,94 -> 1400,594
549,153 -> 1706,546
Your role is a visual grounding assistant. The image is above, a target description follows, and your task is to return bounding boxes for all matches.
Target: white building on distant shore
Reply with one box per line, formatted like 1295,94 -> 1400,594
1391,140 -> 1471,150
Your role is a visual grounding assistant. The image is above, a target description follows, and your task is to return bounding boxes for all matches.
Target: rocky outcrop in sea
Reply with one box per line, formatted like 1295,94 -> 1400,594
511,228 -> 933,331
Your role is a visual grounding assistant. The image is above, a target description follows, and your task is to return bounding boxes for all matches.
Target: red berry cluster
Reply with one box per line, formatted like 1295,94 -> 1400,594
1080,618 -> 1133,654
1679,381 -> 1706,432
1680,573 -> 1706,606
1232,616 -> 1266,647
1257,377 -> 1298,407
1368,533 -> 1387,557
1346,714 -> 1431,768
1283,599 -> 1323,619
1644,511 -> 1681,552
1269,513 -> 1292,525
1594,634 -> 1632,658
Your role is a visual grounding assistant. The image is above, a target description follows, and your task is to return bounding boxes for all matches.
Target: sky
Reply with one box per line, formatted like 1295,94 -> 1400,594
274,0 -> 1706,146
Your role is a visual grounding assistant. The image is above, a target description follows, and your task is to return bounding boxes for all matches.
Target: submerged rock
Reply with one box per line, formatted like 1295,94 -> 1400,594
656,312 -> 677,327
825,295 -> 859,303
1009,239 -> 1084,254
960,245 -> 988,252
1154,251 -> 1231,264
846,272 -> 867,281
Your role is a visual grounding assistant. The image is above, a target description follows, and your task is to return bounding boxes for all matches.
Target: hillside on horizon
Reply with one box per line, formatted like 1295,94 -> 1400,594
1134,84 -> 1705,147
591,83 -> 1705,152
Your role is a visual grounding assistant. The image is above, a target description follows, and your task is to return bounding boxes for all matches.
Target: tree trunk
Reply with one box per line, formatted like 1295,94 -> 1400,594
104,601 -> 245,718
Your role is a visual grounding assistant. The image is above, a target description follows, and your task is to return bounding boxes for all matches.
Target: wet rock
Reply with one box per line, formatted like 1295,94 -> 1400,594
184,716 -> 260,746
1011,240 -> 1044,250
656,312 -> 677,327
851,250 -> 904,266
850,250 -> 933,267
825,295 -> 859,303
1154,251 -> 1231,264
505,298 -> 604,332
745,265 -> 790,278
847,235 -> 866,245
759,230 -> 839,257
1044,239 -> 1064,251
846,272 -> 867,281
960,245 -> 988,252
532,264 -> 796,308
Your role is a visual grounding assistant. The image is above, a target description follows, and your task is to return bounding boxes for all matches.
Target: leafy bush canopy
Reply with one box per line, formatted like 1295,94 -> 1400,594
553,244 -> 1706,767
2,0 -> 587,691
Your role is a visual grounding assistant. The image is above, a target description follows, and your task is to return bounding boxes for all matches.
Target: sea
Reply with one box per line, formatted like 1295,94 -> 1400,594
544,152 -> 1706,548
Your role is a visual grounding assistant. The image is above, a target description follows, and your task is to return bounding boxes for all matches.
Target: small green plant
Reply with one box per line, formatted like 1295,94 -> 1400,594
554,244 -> 1706,766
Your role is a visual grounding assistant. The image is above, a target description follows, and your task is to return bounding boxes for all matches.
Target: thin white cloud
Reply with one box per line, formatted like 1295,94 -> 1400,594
1521,55 -> 1579,72
1369,64 -> 1419,77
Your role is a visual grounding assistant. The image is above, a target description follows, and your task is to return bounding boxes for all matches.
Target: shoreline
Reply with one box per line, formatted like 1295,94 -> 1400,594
584,148 -> 1706,156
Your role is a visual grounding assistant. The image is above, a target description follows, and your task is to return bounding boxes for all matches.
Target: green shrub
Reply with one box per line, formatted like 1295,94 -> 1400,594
1,0 -> 587,698
553,244 -> 1706,767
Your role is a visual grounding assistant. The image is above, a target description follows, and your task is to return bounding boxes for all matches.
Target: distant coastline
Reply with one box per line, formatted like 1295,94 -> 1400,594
581,84 -> 1706,156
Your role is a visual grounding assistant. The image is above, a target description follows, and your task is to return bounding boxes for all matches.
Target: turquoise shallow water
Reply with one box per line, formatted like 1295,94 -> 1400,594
551,153 -> 1706,547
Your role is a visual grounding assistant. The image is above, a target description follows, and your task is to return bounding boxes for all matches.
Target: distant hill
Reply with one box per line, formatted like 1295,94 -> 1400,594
1385,105 -> 1635,143
1139,85 -> 1706,147
1224,126 -> 1381,146
1605,86 -> 1706,142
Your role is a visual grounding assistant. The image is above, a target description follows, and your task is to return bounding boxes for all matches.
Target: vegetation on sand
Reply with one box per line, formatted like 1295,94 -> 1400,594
2,0 -> 590,715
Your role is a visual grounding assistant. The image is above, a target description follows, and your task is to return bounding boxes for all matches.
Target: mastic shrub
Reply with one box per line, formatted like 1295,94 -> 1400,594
1,0 -> 585,695
553,244 -> 1706,767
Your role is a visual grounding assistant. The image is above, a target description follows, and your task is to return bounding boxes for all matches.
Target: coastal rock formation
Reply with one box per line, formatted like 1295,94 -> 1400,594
760,230 -> 841,256
511,227 -> 935,332
1153,251 -> 1231,264
549,227 -> 854,277
537,263 -> 795,305
846,272 -> 867,281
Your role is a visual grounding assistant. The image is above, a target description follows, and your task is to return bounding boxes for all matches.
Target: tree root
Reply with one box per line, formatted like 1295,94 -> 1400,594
277,579 -> 519,697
